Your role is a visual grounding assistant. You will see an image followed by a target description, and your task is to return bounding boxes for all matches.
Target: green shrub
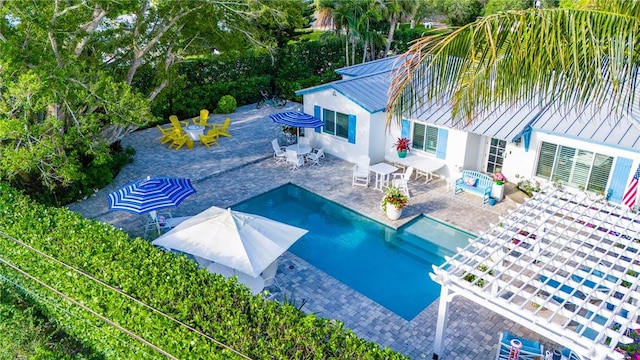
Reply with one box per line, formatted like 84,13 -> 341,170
0,281 -> 98,359
0,184 -> 406,360
215,95 -> 237,114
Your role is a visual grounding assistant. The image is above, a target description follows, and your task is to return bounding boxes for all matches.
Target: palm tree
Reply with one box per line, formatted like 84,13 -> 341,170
386,0 -> 640,127
382,0 -> 419,57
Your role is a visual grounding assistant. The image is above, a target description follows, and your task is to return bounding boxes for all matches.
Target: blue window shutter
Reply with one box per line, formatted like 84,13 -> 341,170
314,105 -> 322,133
608,157 -> 633,203
436,128 -> 448,159
401,119 -> 410,139
348,115 -> 356,144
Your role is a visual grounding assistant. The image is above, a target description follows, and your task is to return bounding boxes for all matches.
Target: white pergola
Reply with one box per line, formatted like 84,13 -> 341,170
430,187 -> 640,360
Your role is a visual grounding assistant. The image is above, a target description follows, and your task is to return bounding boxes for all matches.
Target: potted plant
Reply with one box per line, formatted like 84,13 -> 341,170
491,172 -> 506,201
392,137 -> 411,158
380,186 -> 409,220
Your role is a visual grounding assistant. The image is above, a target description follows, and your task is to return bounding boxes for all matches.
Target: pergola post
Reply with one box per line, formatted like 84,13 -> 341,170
433,285 -> 450,360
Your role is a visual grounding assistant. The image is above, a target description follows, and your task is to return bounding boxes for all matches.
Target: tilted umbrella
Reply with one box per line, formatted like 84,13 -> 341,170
269,111 -> 323,147
107,176 -> 196,215
152,206 -> 308,277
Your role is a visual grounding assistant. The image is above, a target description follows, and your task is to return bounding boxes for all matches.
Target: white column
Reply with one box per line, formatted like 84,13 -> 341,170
433,285 -> 451,359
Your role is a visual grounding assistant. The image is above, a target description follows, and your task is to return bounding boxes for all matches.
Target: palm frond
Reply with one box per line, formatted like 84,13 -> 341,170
387,6 -> 640,127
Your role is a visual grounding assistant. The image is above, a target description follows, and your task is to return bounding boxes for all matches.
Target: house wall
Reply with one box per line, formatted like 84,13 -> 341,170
503,130 -> 640,191
301,90 -> 375,163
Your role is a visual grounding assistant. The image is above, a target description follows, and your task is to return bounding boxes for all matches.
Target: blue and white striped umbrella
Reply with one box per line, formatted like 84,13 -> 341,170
269,111 -> 323,128
107,177 -> 196,215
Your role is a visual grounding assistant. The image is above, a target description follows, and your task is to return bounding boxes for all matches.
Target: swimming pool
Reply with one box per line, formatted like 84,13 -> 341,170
233,184 -> 475,320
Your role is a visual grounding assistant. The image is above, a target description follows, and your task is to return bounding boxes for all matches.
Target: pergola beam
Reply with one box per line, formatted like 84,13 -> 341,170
430,188 -> 640,359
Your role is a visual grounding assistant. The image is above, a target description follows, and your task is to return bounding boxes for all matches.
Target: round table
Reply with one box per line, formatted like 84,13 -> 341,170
185,125 -> 205,141
286,144 -> 312,155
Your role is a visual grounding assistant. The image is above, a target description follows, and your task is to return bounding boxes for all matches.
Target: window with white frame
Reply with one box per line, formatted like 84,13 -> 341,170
322,109 -> 349,139
535,142 -> 613,193
411,123 -> 439,154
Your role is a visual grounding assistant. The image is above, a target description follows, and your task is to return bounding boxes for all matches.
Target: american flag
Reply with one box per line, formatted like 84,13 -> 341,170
622,164 -> 640,209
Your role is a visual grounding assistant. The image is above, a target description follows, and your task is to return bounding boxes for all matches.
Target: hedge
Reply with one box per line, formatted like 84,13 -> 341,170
0,183 -> 406,359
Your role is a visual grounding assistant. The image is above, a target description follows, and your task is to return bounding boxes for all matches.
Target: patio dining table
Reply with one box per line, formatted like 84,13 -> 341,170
369,162 -> 398,192
286,144 -> 312,155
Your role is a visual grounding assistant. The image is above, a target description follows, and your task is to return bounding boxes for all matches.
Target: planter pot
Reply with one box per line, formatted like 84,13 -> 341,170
488,198 -> 497,206
491,183 -> 504,201
385,203 -> 403,220
397,150 -> 408,158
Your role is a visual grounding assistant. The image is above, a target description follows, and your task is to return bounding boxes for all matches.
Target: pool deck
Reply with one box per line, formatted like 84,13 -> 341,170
68,103 -> 556,359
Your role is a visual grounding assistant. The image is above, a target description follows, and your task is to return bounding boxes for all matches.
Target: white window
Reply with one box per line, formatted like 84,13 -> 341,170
322,109 -> 349,139
411,123 -> 439,154
535,142 -> 613,193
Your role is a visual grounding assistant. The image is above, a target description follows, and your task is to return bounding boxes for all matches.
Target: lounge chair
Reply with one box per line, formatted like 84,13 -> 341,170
193,109 -> 212,128
169,115 -> 189,131
494,332 -> 543,360
156,125 -> 174,144
198,130 -> 219,148
271,139 -> 286,163
352,155 -> 370,187
168,133 -> 194,150
212,118 -> 231,138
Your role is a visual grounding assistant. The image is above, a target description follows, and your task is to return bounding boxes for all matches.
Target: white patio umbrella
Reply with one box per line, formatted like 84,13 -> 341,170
152,206 -> 308,277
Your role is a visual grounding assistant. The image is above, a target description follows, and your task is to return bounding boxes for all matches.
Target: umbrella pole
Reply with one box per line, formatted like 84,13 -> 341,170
297,128 -> 300,150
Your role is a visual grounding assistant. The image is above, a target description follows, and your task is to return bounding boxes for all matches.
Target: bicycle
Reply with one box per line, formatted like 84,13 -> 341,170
257,90 -> 286,109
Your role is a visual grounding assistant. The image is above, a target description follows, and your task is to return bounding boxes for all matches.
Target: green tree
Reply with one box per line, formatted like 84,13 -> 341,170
387,0 -> 640,126
425,0 -> 485,26
0,0 -> 295,199
382,0 -> 419,57
484,0 -> 532,15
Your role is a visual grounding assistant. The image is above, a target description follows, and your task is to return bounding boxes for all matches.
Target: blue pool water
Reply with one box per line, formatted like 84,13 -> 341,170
234,184 -> 475,320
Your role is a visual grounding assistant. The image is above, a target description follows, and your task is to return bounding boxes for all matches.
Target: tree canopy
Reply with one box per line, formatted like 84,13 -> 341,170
387,0 -> 640,127
0,0 -> 309,199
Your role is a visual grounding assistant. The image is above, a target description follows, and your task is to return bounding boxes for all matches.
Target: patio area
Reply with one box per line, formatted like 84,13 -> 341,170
68,103 -> 560,359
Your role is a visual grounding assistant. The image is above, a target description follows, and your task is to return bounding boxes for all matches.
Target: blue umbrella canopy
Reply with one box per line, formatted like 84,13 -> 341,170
107,177 -> 196,215
269,111 -> 323,128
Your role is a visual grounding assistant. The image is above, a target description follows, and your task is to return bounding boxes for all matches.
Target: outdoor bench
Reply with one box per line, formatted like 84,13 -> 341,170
454,170 -> 492,204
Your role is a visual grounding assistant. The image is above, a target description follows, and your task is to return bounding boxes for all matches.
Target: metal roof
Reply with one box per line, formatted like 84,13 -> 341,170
335,56 -> 402,77
430,188 -> 640,360
411,96 -> 640,150
298,56 -> 640,150
296,71 -> 392,113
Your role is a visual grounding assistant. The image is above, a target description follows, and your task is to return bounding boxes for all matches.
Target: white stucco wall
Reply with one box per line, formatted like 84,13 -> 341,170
301,90 -> 376,163
501,131 -> 640,190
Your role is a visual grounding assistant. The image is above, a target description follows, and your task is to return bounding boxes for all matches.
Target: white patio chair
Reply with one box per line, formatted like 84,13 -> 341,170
352,155 -> 370,187
271,138 -> 286,163
306,148 -> 324,167
286,149 -> 304,171
144,210 -> 191,238
392,166 -> 413,198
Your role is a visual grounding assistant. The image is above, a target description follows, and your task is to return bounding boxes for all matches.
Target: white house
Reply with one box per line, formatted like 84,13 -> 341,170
296,56 -> 640,206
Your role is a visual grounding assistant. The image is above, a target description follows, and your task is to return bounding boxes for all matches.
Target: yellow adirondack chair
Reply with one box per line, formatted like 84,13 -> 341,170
193,109 -> 212,128
169,115 -> 189,131
211,117 -> 231,138
168,133 -> 194,150
198,129 -> 219,148
157,125 -> 174,144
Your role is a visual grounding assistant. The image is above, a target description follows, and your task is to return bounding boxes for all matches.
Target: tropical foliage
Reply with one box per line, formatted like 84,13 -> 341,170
0,0 -> 311,202
380,185 -> 409,210
0,183 -> 406,359
387,0 -> 640,126
316,0 -> 420,65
